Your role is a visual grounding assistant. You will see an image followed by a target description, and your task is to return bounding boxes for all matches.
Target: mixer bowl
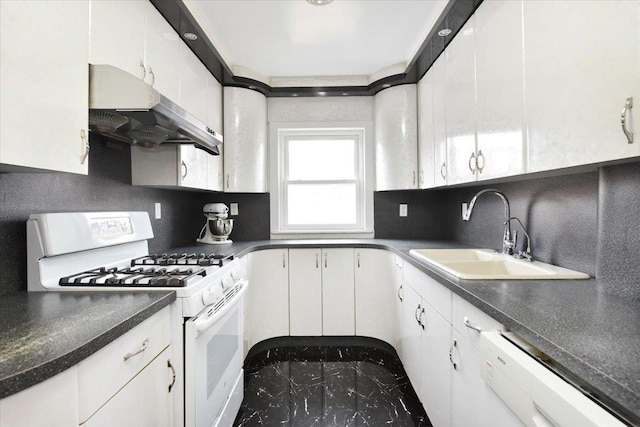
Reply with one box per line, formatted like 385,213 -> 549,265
210,218 -> 233,239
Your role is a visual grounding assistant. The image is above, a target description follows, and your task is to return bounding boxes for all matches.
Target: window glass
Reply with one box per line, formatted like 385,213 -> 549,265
287,183 -> 357,225
287,138 -> 356,181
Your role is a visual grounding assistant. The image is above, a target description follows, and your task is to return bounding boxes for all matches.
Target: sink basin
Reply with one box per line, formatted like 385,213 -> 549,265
409,248 -> 590,280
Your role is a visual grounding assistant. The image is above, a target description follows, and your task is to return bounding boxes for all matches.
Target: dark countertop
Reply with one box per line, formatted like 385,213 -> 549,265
171,239 -> 640,425
0,291 -> 175,399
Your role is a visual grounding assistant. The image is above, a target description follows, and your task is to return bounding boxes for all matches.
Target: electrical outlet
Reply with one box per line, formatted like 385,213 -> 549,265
155,202 -> 161,220
230,203 -> 239,216
399,204 -> 408,217
462,203 -> 468,219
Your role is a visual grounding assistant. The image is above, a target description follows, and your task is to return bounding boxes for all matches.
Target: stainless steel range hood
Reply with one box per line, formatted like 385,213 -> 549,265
89,64 -> 222,155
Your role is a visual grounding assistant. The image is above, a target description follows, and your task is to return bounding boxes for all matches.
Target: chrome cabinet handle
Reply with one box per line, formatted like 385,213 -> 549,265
476,150 -> 485,173
397,284 -> 403,302
181,161 -> 187,178
463,316 -> 483,333
315,253 -> 319,269
80,129 -> 89,165
418,306 -> 425,330
324,252 -> 328,268
167,359 -> 176,392
123,338 -> 149,361
226,173 -> 230,189
440,162 -> 446,180
357,252 -> 360,268
147,66 -> 155,86
282,252 -> 286,268
449,340 -> 458,370
414,304 -> 421,324
412,170 -> 416,186
138,60 -> 146,80
420,170 -> 424,185
468,152 -> 477,173
621,97 -> 634,144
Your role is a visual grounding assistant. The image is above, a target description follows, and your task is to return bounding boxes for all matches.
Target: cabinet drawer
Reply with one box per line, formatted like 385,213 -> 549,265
77,306 -> 171,423
403,262 -> 452,322
452,293 -> 503,350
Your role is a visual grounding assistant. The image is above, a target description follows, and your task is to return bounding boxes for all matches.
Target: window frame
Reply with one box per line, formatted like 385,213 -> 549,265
269,121 -> 374,239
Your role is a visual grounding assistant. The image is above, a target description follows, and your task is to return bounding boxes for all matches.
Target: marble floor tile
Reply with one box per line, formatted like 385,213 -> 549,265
233,339 -> 431,426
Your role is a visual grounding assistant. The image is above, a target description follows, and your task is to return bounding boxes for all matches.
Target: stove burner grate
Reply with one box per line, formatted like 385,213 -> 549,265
59,266 -> 207,287
130,252 -> 233,267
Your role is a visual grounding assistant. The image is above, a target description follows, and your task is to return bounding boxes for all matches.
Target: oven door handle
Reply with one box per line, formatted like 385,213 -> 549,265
194,281 -> 247,334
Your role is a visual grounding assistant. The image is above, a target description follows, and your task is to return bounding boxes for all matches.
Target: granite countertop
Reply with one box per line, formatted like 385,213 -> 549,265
170,239 -> 640,425
0,291 -> 175,399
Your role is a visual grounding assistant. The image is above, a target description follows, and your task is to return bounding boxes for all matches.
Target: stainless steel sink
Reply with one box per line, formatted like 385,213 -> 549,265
409,249 -> 590,280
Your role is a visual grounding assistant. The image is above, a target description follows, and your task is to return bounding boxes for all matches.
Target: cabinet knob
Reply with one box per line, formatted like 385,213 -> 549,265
621,97 -> 634,144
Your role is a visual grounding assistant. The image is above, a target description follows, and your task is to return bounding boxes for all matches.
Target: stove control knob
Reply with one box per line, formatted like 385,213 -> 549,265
202,284 -> 222,306
222,276 -> 235,290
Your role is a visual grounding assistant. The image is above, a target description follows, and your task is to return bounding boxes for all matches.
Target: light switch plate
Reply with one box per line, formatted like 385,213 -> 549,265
154,202 -> 161,220
399,204 -> 408,217
230,203 -> 239,216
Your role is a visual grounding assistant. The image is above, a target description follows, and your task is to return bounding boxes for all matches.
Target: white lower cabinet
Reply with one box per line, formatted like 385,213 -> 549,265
245,249 -> 290,350
0,307 -> 174,427
354,249 -> 398,346
450,294 -> 522,427
289,248 -> 355,336
0,367 -> 79,427
82,348 -> 174,427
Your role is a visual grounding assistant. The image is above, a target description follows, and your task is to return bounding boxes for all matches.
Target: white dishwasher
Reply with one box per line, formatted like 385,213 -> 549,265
480,331 -> 626,427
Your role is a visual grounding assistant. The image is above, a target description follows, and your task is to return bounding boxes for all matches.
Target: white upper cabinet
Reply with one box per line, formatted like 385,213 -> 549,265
144,3 -> 181,103
475,0 -> 526,181
432,56 -> 448,187
223,87 -> 268,192
89,0 -> 146,80
179,43 -> 209,123
417,68 -> 436,189
445,17 -> 478,185
375,84 -> 419,191
0,0 -> 89,175
524,0 -> 640,172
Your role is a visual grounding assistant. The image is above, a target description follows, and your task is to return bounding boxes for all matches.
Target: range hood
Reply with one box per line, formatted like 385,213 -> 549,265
88,64 -> 222,155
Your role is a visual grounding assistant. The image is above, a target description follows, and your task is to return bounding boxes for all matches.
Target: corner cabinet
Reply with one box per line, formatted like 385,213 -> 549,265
374,84 -> 419,191
0,0 -> 89,174
223,87 -> 268,193
524,0 -> 640,172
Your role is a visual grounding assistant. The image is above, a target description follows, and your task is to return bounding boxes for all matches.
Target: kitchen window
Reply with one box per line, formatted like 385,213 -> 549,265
269,122 -> 374,238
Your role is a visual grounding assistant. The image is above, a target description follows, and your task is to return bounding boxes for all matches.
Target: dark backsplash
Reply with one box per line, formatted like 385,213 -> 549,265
1,134 -> 638,298
0,135 -> 269,295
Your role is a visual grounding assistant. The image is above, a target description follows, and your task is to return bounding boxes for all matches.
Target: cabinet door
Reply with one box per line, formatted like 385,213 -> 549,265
451,331 -> 522,427
418,70 -> 436,189
401,285 -> 423,395
354,249 -> 397,345
525,1 -> 640,172
179,43 -> 209,123
179,145 -> 211,190
289,248 -> 323,336
89,0 -> 146,79
246,250 -> 290,348
0,367 -> 79,427
322,248 -> 355,335
223,87 -> 268,192
432,56 -> 448,186
82,348 -> 173,427
374,85 -> 419,191
144,2 -> 180,102
420,303 -> 452,427
475,0 -> 526,181
0,0 -> 89,174
446,16 -> 477,185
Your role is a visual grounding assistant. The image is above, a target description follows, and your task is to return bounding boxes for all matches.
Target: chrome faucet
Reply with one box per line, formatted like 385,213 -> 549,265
462,189 -> 516,255
505,216 -> 534,262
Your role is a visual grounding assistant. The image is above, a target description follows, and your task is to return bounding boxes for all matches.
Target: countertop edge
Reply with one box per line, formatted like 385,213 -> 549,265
0,291 -> 176,399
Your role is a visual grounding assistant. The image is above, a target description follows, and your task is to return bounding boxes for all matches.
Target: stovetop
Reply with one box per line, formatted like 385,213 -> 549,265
131,252 -> 233,267
59,266 -> 207,287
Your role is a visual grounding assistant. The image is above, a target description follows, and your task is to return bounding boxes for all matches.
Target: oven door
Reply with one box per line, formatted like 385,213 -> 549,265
185,284 -> 246,427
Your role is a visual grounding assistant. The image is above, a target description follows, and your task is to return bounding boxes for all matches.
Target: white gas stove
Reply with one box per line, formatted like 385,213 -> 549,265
27,211 -> 247,427
26,211 -> 245,318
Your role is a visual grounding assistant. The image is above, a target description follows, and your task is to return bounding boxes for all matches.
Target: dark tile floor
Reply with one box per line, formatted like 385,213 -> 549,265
233,337 -> 431,426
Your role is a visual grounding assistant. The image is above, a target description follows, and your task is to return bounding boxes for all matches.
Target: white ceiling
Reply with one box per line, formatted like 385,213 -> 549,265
183,0 -> 448,85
